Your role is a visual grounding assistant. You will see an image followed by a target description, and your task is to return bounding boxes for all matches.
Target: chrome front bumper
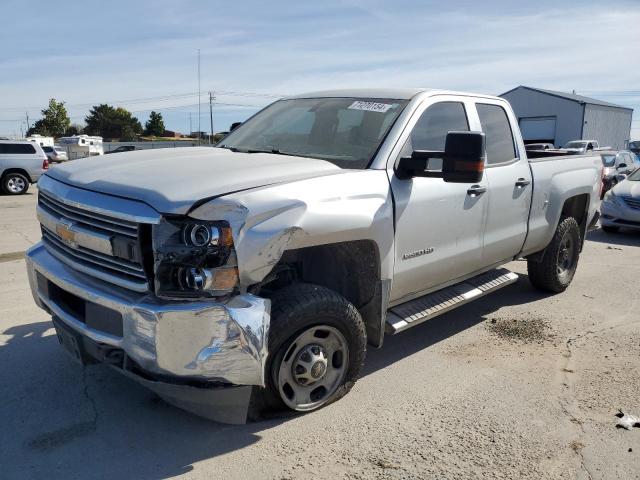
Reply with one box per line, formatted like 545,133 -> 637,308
26,242 -> 271,422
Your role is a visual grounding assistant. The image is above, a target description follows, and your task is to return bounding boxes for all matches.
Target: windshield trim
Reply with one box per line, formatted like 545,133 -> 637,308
217,97 -> 410,169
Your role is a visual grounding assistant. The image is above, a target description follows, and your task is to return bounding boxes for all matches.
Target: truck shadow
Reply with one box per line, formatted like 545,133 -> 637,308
0,321 -> 276,480
1,276 -> 546,479
586,228 -> 640,247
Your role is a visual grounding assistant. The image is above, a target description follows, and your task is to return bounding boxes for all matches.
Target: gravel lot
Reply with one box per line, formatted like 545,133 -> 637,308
1,189 -> 638,480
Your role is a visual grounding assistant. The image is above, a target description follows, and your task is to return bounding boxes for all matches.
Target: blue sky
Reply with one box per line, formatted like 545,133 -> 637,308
1,0 -> 638,139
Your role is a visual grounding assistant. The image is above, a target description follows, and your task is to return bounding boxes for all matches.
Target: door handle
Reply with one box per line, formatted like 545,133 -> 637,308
467,185 -> 486,196
515,178 -> 531,187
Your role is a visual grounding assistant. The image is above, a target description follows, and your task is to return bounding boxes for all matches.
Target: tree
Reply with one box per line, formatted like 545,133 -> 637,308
65,123 -> 84,136
26,98 -> 71,137
144,111 -> 165,137
84,104 -> 142,140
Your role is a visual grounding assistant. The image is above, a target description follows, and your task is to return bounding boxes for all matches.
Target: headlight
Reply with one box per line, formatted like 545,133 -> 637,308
603,190 -> 619,205
152,218 -> 238,298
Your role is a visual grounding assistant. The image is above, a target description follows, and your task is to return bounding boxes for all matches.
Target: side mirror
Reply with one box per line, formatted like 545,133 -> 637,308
442,131 -> 486,183
617,163 -> 627,170
616,173 -> 627,182
230,122 -> 242,131
396,131 -> 485,183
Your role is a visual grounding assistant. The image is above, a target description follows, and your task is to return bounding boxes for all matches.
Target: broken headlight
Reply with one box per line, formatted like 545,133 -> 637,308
152,218 -> 239,298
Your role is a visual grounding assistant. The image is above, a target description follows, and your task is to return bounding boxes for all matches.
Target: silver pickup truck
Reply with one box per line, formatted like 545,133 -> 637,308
25,89 -> 601,423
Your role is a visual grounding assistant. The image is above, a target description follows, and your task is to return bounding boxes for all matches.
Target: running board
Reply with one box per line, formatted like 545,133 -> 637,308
386,268 -> 519,334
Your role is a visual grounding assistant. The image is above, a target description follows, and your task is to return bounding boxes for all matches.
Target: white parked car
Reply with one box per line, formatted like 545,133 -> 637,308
562,140 -> 599,154
0,140 -> 49,194
42,145 -> 69,163
601,168 -> 640,232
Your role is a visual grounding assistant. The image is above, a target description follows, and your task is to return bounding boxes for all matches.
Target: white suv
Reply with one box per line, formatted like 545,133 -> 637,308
0,140 -> 49,194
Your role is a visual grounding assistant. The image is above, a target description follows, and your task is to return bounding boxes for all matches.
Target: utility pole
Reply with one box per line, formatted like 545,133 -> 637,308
25,112 -> 30,135
189,112 -> 193,139
209,91 -> 215,144
197,49 -> 201,146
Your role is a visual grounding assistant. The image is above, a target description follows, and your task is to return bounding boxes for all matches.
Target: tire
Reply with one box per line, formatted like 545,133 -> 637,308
264,283 -> 366,413
2,173 -> 30,195
527,217 -> 581,293
601,225 -> 620,233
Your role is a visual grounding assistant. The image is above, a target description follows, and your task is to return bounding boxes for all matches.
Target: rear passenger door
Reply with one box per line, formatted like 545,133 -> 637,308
474,101 -> 532,266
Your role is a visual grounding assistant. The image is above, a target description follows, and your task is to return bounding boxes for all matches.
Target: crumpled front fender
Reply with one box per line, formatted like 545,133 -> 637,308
189,169 -> 395,288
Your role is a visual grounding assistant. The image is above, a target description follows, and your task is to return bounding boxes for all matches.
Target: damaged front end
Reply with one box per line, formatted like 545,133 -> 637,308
25,180 -> 271,423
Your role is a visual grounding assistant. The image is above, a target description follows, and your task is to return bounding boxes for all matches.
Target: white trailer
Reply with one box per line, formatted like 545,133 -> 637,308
26,135 -> 54,147
58,135 -> 104,159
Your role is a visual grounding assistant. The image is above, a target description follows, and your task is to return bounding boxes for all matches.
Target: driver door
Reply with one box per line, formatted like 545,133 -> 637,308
388,97 -> 488,304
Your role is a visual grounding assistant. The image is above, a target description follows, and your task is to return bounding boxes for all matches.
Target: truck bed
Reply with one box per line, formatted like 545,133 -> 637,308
521,153 -> 602,257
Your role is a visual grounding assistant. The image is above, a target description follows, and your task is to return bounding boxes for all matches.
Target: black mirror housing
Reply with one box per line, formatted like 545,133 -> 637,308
396,131 -> 485,182
442,131 -> 486,183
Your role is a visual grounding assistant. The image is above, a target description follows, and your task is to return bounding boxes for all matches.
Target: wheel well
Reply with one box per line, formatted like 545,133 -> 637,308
527,193 -> 590,263
254,240 -> 384,346
561,194 -> 589,248
1,168 -> 32,183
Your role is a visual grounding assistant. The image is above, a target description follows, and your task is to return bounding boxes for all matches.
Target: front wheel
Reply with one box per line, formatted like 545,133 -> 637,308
266,284 -> 366,412
527,217 -> 581,293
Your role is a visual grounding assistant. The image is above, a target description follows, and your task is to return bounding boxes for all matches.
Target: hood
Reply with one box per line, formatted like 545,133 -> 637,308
45,147 -> 344,214
613,178 -> 640,197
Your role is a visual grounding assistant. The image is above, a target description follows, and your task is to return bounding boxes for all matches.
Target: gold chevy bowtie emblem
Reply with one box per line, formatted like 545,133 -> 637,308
56,221 -> 76,243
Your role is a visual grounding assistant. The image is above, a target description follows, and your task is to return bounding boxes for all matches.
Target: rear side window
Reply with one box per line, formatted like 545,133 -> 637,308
477,104 -> 517,165
43,146 -> 53,152
0,143 -> 37,154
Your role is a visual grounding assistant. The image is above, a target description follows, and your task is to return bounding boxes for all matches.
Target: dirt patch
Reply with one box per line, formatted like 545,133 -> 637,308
486,317 -> 552,343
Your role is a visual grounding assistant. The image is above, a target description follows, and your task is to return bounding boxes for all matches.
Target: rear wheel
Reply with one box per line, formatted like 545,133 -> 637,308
2,173 -> 29,195
527,217 -> 581,293
265,284 -> 366,412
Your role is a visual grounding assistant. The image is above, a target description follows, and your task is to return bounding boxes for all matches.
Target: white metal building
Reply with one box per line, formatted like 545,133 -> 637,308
500,86 -> 633,149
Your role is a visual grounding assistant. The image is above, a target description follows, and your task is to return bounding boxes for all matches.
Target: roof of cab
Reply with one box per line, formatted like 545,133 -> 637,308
286,88 -> 430,100
286,88 -> 504,102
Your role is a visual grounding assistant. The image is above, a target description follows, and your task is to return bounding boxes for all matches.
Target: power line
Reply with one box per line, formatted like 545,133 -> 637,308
0,90 -> 284,112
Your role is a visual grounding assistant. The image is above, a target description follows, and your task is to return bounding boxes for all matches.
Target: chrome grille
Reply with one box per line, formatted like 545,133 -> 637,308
38,191 -> 149,292
622,196 -> 640,210
39,191 -> 138,237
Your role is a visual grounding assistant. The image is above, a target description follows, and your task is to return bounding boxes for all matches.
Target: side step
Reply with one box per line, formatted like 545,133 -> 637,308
386,268 -> 518,334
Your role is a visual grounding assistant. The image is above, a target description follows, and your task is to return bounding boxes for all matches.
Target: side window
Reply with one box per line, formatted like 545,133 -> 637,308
0,143 -> 36,154
400,102 -> 469,170
477,103 -> 517,165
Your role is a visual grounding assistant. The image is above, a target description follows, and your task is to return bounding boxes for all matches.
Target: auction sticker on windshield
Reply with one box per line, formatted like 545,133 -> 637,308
348,101 -> 395,113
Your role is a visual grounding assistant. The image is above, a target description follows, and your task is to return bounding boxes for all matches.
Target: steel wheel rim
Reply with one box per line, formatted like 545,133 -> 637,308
277,325 -> 349,411
556,232 -> 575,280
7,176 -> 26,193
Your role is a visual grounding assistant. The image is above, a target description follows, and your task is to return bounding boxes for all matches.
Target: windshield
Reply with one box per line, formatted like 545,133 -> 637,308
563,141 -> 586,148
601,154 -> 616,167
218,97 -> 408,168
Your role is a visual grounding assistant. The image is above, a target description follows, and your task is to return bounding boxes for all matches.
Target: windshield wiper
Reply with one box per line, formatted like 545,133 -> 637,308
223,146 -> 302,156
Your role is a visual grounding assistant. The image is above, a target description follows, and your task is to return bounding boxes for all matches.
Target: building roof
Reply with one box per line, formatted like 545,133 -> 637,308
500,86 -> 633,111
